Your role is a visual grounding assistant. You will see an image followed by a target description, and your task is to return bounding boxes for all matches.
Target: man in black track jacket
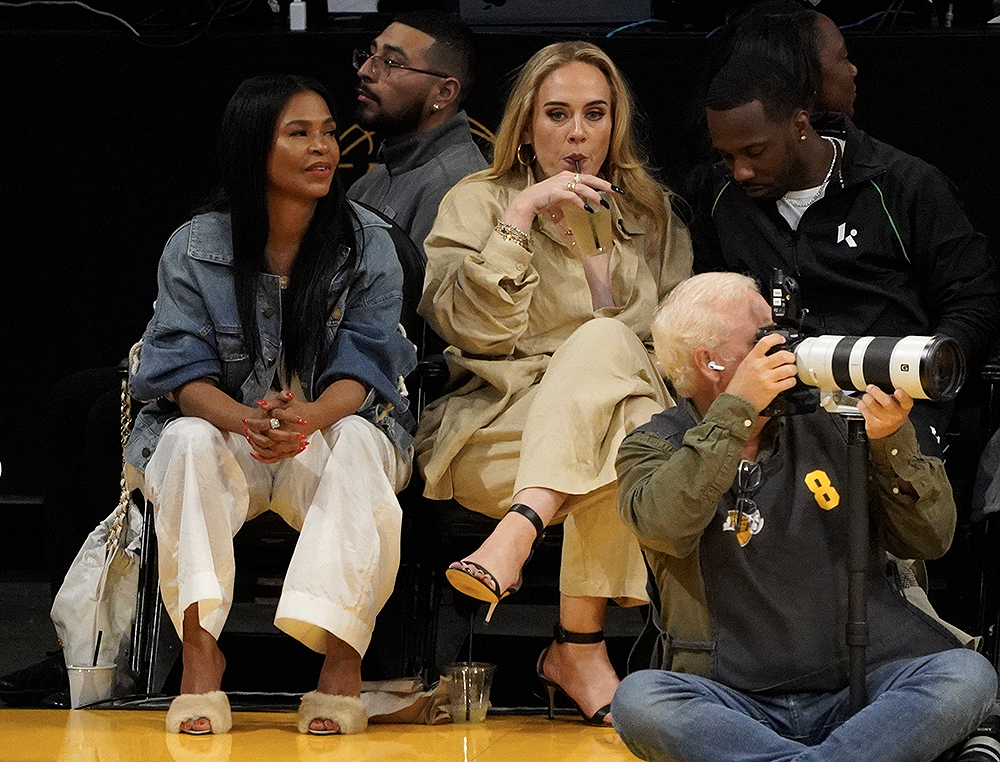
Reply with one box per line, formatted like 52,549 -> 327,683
688,55 -> 999,455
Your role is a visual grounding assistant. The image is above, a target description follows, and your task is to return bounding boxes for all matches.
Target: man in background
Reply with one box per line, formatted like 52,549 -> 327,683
349,10 -> 487,257
689,55 -> 998,456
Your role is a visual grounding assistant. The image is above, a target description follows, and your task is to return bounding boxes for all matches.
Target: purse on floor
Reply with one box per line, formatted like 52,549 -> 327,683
50,375 -> 143,700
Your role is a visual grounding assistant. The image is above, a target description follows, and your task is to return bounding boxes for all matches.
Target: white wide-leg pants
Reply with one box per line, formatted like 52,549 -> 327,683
139,414 -> 410,657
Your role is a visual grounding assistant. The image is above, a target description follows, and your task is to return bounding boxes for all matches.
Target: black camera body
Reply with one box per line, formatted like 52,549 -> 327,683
754,270 -> 820,417
751,269 -> 966,415
955,710 -> 1000,762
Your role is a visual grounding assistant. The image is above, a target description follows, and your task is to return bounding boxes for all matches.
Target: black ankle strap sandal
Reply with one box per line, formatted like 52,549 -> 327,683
444,502 -> 548,623
507,503 -> 546,548
553,624 -> 605,644
537,624 -> 613,726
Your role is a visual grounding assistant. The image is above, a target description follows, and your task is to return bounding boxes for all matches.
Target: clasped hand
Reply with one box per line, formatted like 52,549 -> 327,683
242,390 -> 312,464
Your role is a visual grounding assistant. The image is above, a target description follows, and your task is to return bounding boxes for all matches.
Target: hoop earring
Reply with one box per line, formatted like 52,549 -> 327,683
516,143 -> 535,167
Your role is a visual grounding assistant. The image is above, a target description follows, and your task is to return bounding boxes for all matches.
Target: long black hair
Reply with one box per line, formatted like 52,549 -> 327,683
204,74 -> 358,381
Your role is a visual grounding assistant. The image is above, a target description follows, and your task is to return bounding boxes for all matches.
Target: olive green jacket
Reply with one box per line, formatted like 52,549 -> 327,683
616,393 -> 956,683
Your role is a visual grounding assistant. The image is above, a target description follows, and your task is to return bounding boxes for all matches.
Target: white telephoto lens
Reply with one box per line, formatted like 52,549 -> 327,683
793,335 -> 964,401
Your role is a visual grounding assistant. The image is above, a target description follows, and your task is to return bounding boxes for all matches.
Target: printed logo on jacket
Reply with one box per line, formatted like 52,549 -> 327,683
723,468 -> 840,547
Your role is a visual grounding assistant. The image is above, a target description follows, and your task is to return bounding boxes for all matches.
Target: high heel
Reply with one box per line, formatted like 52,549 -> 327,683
445,503 -> 545,622
537,625 -> 613,726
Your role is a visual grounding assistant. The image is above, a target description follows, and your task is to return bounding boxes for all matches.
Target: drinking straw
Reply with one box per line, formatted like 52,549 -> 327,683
93,631 -> 103,667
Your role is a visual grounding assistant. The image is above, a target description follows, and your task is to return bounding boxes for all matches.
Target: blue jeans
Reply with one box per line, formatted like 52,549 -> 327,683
612,650 -> 997,762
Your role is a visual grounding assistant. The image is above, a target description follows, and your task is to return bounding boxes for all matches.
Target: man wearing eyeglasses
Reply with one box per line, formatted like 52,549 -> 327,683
610,271 -> 996,762
348,10 -> 487,258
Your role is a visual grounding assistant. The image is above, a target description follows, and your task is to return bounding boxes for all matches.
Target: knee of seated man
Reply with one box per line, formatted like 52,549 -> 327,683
612,670 -> 671,730
933,649 -> 998,709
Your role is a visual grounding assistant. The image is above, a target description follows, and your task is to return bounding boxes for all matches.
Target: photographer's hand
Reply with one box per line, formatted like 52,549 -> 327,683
726,333 -> 798,413
857,385 -> 913,440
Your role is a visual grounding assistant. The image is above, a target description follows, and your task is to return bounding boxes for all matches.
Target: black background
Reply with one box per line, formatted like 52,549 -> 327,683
1,5 -> 998,508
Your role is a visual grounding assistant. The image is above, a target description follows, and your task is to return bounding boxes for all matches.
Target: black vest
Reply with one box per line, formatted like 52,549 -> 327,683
637,404 -> 961,693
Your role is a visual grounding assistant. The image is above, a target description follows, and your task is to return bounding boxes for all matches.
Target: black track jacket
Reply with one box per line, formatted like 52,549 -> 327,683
689,115 -> 999,368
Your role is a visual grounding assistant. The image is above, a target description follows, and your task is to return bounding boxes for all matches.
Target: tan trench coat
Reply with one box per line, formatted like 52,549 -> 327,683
415,170 -> 693,601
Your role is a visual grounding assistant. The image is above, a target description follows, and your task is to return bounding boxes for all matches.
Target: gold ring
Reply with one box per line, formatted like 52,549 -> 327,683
269,418 -> 281,429
567,180 -> 577,191
573,172 -> 581,183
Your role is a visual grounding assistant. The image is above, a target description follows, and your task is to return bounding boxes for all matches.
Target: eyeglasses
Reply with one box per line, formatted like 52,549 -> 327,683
352,49 -> 449,80
733,459 -> 762,536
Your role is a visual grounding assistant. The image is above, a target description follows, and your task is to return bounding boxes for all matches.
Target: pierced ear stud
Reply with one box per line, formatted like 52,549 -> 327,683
800,134 -> 807,141
431,104 -> 440,111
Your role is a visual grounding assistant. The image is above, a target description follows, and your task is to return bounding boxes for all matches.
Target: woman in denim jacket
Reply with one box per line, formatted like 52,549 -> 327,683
125,75 -> 416,736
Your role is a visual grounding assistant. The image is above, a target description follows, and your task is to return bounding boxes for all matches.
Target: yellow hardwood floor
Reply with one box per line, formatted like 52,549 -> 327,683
0,710 -> 636,762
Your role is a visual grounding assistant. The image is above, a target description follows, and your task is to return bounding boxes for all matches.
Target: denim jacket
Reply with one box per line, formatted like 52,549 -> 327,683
125,204 -> 417,471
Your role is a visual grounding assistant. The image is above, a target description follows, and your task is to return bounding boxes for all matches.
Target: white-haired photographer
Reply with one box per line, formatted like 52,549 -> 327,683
612,271 -> 996,762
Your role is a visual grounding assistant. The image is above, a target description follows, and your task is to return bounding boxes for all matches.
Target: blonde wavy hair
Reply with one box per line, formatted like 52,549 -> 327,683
652,273 -> 760,397
470,41 -> 669,236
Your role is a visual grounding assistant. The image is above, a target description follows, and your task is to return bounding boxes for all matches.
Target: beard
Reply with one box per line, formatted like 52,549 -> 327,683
355,88 -> 427,137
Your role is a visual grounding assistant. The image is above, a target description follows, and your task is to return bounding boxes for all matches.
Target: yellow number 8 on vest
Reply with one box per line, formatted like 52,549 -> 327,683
805,470 -> 840,511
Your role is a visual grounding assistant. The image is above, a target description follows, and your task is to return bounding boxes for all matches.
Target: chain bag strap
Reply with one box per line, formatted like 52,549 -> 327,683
92,378 -> 135,648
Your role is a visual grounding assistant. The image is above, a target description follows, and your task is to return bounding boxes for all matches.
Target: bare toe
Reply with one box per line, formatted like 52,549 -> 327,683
181,717 -> 212,734
309,718 -> 340,734
450,559 -> 496,588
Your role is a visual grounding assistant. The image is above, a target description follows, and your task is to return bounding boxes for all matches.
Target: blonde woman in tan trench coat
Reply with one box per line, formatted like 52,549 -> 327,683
415,41 -> 693,726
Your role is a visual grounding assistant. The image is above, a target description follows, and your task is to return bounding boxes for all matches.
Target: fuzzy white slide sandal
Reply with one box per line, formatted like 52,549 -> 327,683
297,691 -> 368,735
166,691 -> 233,734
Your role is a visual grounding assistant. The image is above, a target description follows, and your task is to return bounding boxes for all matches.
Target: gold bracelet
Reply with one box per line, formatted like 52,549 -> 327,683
494,220 -> 531,252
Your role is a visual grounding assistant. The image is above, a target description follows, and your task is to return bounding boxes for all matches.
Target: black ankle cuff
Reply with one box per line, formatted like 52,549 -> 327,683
553,624 -> 604,644
507,503 -> 545,547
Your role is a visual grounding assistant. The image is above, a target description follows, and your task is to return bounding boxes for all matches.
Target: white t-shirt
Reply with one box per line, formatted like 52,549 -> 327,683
776,137 -> 846,230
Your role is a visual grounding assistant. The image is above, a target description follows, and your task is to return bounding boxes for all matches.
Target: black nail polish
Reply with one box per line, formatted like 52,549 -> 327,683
583,202 -> 595,213
610,184 -> 625,195
600,198 -> 611,209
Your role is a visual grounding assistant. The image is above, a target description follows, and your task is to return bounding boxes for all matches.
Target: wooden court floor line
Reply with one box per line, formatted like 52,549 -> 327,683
0,710 -> 636,762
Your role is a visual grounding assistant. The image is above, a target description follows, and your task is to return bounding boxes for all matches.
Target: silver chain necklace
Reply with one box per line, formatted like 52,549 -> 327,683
781,136 -> 840,209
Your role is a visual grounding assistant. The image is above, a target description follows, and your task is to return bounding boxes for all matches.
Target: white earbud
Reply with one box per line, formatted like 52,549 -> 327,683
707,361 -> 726,371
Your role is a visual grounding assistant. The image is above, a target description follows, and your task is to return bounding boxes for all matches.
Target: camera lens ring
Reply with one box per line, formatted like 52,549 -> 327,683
918,335 -> 966,402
